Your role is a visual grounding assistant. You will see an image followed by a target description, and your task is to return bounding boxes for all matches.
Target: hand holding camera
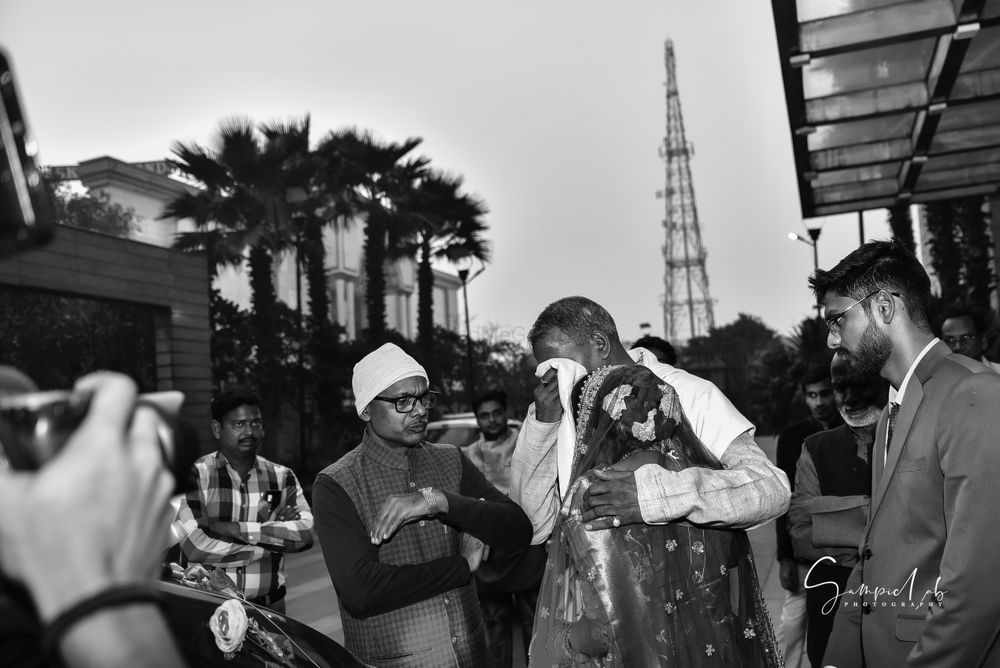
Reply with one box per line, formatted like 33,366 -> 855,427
0,372 -> 176,624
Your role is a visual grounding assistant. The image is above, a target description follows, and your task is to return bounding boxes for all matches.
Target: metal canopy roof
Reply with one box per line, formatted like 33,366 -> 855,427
772,0 -> 1000,218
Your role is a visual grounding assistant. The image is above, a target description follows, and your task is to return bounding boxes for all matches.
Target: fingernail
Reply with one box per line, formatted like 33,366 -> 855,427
584,524 -> 592,530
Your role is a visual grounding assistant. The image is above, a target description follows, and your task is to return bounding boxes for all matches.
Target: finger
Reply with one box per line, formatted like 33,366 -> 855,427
583,516 -> 618,532
593,468 -> 632,482
72,372 -> 139,441
580,501 -> 615,523
539,368 -> 557,385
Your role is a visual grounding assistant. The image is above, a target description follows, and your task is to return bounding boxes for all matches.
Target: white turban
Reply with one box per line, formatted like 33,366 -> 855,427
352,343 -> 428,416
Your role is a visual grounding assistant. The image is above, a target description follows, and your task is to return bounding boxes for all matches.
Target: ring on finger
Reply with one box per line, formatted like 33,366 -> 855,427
611,516 -> 621,528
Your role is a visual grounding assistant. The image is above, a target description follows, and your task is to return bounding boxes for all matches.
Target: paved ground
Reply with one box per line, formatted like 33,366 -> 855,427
284,435 -> 786,659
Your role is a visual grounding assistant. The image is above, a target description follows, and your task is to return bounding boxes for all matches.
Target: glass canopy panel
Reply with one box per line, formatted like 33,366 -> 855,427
796,0 -> 910,23
810,138 -> 911,170
923,146 -> 1000,171
951,68 -> 1000,100
799,0 -> 956,53
814,197 -> 897,216
812,162 -> 901,187
912,184 -> 997,202
813,178 -> 899,204
935,98 -> 1000,133
806,82 -> 928,122
808,113 -> 915,150
983,0 -> 1000,19
802,39 -> 936,99
958,25 -> 1000,72
916,162 -> 1000,190
930,124 -> 1000,153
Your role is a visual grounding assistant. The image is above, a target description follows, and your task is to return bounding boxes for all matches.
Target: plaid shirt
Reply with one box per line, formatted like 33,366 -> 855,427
175,451 -> 314,599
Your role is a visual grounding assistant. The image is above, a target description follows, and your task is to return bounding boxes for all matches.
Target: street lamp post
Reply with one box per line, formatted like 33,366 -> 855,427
788,226 -> 823,316
457,267 -> 476,407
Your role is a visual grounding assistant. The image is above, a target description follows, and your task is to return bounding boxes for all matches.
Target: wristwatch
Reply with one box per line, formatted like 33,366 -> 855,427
418,486 -> 441,516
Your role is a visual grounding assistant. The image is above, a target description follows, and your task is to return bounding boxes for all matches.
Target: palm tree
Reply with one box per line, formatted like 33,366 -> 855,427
164,116 -> 304,440
318,128 -> 425,344
396,171 -> 491,367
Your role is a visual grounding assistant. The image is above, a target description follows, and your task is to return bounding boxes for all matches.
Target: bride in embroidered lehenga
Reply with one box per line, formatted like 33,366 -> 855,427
528,363 -> 780,667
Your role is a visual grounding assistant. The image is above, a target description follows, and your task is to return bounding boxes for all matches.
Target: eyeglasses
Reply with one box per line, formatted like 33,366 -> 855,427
371,390 -> 439,413
943,334 -> 979,347
824,290 -> 899,334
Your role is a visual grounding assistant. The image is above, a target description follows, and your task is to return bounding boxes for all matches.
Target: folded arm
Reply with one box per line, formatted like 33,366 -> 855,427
634,431 -> 791,529
312,474 -> 470,618
442,453 -> 532,549
175,492 -> 269,567
254,471 -> 314,553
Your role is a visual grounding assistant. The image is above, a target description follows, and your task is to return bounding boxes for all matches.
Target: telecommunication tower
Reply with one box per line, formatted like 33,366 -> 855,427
658,39 -> 714,344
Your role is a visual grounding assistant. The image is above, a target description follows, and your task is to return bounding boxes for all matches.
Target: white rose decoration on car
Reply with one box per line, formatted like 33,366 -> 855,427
209,599 -> 249,656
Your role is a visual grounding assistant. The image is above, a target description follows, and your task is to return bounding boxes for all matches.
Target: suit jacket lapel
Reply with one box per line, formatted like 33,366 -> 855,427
869,341 -> 949,523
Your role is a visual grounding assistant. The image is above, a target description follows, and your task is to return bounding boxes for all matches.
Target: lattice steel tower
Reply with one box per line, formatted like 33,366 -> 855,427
658,39 -> 714,344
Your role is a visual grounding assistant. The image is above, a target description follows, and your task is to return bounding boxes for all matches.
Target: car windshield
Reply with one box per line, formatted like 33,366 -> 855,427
425,425 -> 479,447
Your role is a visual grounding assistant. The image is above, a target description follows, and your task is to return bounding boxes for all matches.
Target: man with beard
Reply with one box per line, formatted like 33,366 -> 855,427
175,387 -> 314,613
788,359 -> 887,668
313,344 -> 532,667
813,240 -> 1000,668
775,364 -> 843,668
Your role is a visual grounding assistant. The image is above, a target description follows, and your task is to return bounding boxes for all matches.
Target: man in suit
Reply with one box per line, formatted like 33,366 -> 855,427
812,239 -> 1000,667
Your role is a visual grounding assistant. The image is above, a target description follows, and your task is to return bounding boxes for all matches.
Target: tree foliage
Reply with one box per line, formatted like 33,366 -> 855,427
50,183 -> 139,237
924,196 -> 996,309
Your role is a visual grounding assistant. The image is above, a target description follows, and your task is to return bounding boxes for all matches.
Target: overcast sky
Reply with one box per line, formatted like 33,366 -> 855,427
2,0 -> 892,344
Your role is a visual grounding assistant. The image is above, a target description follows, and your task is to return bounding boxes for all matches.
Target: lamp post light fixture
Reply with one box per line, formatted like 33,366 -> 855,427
456,259 -> 485,407
788,226 -> 823,316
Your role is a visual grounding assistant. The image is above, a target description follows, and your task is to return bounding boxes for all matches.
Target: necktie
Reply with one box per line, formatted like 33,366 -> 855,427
886,402 -> 900,452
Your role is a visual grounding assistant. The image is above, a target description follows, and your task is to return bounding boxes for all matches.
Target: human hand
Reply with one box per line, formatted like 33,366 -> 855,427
0,372 -> 175,623
371,492 -> 437,545
779,558 -> 800,593
581,468 -> 642,531
272,504 -> 301,522
460,533 -> 486,573
534,368 -> 563,423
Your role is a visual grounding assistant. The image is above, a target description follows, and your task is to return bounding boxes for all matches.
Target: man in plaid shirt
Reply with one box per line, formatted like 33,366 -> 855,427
175,387 -> 313,612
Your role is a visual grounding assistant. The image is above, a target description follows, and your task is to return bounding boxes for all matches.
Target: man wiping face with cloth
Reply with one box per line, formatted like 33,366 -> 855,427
312,343 -> 532,668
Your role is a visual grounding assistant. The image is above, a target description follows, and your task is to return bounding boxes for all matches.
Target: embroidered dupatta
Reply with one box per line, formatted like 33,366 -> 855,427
528,364 -> 780,667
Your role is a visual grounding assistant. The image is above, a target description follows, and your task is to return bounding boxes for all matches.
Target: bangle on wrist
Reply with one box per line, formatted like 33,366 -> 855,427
42,584 -> 161,660
418,486 -> 441,516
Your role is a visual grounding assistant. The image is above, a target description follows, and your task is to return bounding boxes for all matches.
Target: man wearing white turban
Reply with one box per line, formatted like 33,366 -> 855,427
313,343 -> 532,668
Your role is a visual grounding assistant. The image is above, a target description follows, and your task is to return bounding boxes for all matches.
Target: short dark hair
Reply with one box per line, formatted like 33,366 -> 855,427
940,303 -> 991,336
528,296 -> 620,347
473,390 -> 507,413
800,363 -> 831,391
631,336 -> 677,365
211,386 -> 261,422
809,239 -> 932,332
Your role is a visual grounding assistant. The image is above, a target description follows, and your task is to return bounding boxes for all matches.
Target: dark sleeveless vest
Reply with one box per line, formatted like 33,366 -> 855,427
321,432 -> 486,667
803,424 -> 872,498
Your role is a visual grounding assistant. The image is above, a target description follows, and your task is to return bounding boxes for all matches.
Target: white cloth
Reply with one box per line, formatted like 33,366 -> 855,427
351,343 -> 428,416
532,358 -> 587,500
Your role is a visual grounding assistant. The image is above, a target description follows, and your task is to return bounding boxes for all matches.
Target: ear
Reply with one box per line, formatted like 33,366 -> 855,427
211,420 -> 222,440
359,406 -> 372,424
874,290 -> 897,324
591,331 -> 612,361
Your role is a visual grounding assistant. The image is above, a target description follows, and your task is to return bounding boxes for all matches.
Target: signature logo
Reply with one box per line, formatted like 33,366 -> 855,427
804,556 -> 947,615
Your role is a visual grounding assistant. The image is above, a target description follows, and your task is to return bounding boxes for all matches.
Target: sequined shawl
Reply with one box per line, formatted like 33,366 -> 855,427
528,364 -> 780,667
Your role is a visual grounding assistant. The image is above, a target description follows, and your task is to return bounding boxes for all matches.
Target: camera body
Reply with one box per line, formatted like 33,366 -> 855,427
0,390 -> 90,470
0,389 -> 197,495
